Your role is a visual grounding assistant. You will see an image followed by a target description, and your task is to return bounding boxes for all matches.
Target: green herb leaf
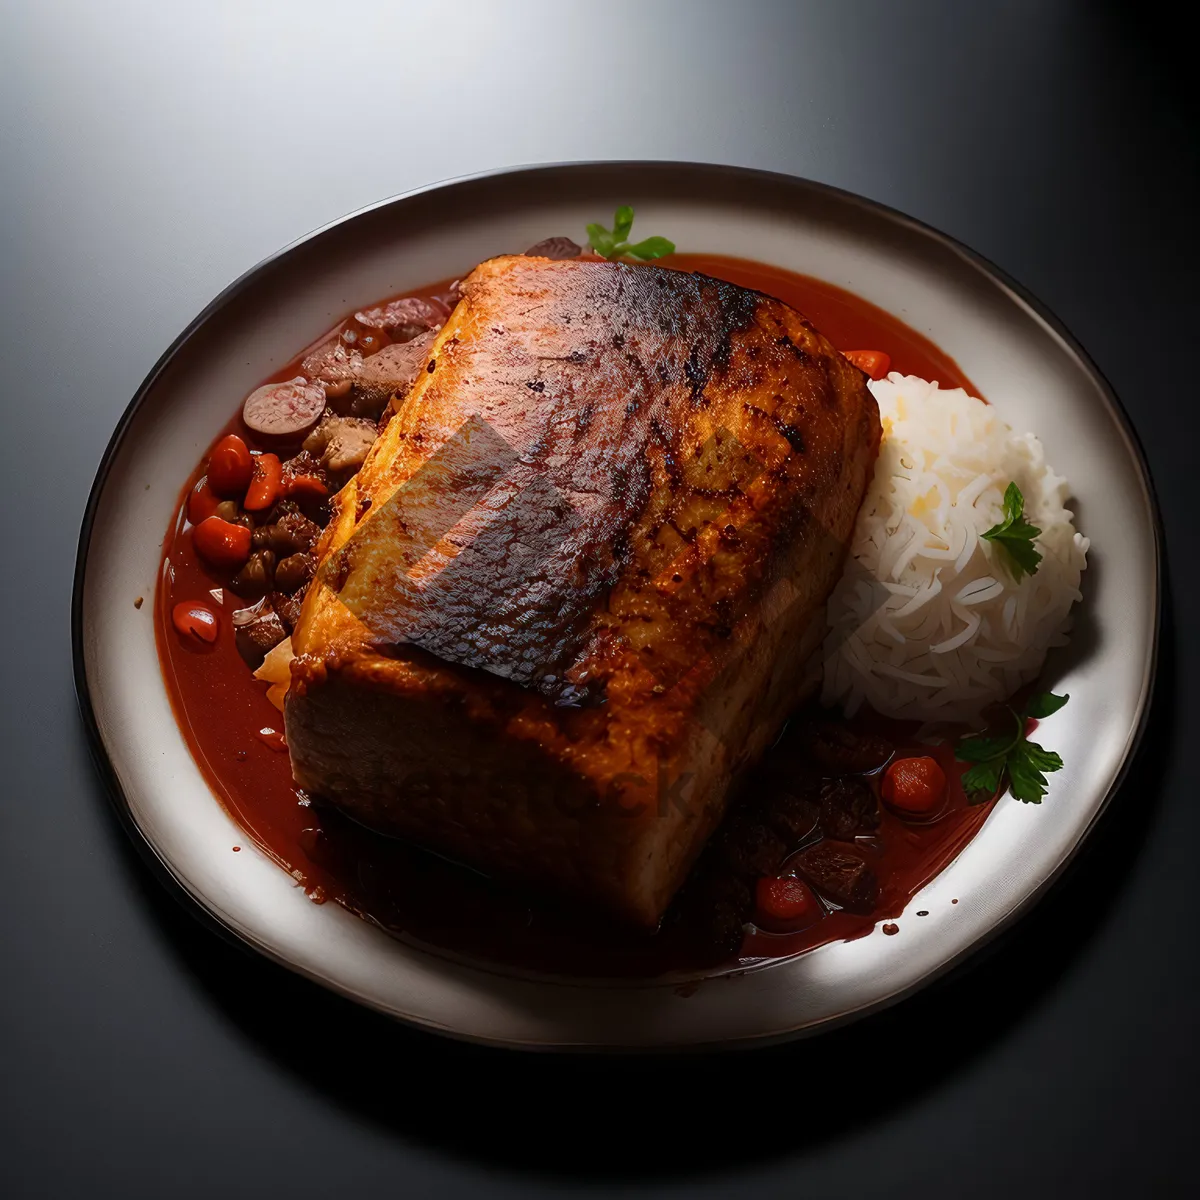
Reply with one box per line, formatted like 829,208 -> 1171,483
981,481 -> 1043,581
1024,691 -> 1069,719
962,758 -> 1005,803
611,205 -> 635,242
586,222 -> 616,257
1006,739 -> 1064,803
956,732 -> 1020,764
955,694 -> 1068,805
584,207 -> 676,261
623,235 -> 676,260
1019,740 -> 1065,773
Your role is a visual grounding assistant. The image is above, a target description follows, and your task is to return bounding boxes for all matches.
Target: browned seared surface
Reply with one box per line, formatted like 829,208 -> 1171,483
286,255 -> 880,927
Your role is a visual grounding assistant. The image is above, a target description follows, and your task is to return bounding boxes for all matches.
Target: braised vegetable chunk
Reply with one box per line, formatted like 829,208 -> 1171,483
193,517 -> 251,571
207,434 -> 254,497
881,756 -> 947,818
765,788 -> 821,843
793,843 -> 879,914
274,552 -> 315,594
788,721 -> 894,775
819,777 -> 881,840
755,876 -> 820,931
231,548 -> 275,598
187,478 -> 221,525
232,601 -> 287,668
253,506 -> 320,557
841,349 -> 891,380
244,453 -> 283,512
302,414 -> 379,476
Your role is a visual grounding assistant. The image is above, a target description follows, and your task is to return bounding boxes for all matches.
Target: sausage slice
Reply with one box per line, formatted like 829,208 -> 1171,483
242,377 -> 327,438
523,236 -> 582,260
354,297 -> 447,342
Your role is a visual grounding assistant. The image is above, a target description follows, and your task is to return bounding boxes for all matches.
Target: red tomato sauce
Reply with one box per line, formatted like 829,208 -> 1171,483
156,254 -> 990,979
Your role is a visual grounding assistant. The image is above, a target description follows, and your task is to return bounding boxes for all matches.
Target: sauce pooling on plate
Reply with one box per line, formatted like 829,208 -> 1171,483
156,254 -> 989,979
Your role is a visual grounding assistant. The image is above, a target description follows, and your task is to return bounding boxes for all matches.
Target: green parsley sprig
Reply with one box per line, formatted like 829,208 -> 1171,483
956,692 -> 1069,804
981,481 -> 1043,581
586,206 -> 675,261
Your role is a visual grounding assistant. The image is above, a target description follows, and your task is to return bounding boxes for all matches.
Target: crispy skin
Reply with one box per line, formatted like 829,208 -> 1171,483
285,256 -> 880,927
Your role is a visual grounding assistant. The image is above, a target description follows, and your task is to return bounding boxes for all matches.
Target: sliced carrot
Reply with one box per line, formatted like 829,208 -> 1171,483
755,876 -> 820,931
187,478 -> 221,525
207,434 -> 254,498
244,453 -> 283,512
882,756 -> 947,818
286,473 -> 329,503
192,517 -> 252,571
842,349 -> 891,380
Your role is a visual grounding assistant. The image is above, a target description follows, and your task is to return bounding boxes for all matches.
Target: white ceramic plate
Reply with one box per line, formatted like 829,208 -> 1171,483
73,163 -> 1160,1049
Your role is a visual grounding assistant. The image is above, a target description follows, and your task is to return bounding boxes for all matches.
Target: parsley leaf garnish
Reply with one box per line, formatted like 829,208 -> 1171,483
586,207 -> 676,261
1023,691 -> 1070,719
981,482 -> 1043,581
955,692 -> 1068,805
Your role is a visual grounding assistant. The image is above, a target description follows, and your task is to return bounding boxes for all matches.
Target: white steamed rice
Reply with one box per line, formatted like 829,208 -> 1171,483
821,374 -> 1089,721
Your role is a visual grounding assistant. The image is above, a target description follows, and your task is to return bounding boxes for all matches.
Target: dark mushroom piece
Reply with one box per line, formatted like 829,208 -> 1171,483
231,599 -> 287,669
274,552 -> 315,594
230,548 -> 275,598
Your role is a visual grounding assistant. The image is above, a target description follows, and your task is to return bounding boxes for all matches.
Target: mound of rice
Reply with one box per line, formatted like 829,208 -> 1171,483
821,374 -> 1089,721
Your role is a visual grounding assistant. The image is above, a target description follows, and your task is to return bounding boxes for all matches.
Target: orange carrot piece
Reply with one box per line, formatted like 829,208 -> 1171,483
843,349 -> 891,380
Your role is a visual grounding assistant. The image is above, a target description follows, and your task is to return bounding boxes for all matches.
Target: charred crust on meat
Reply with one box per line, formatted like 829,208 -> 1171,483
683,345 -> 708,402
325,548 -> 352,594
712,285 -> 760,371
307,256 -> 877,714
773,416 -> 806,454
775,334 -> 810,363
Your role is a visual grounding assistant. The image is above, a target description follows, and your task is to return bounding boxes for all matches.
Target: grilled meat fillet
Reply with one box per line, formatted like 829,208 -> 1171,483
285,255 -> 881,927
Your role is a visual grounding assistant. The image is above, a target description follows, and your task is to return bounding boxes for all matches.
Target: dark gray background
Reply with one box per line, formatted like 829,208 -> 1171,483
1,1 -> 1194,1196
